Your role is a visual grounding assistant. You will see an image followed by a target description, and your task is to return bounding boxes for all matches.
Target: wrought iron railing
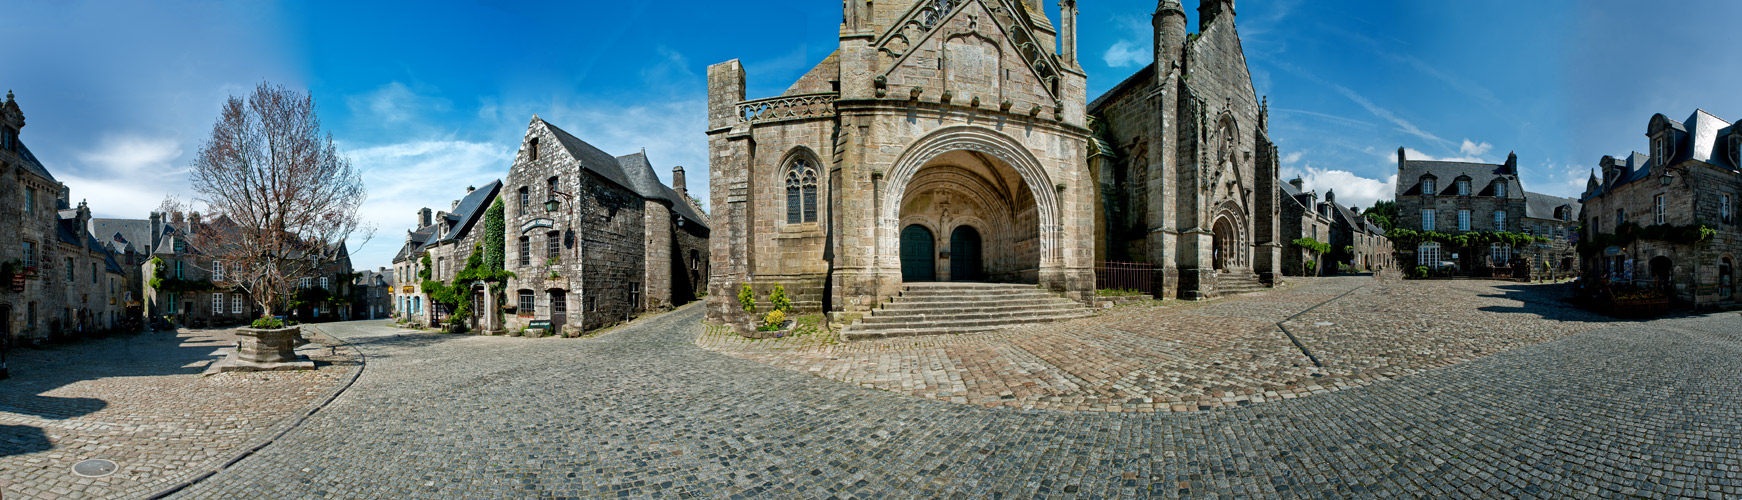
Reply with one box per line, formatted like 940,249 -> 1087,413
1095,261 -> 1155,295
736,93 -> 838,124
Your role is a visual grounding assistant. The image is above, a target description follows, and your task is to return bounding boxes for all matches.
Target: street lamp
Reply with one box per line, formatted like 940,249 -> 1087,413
544,191 -> 573,214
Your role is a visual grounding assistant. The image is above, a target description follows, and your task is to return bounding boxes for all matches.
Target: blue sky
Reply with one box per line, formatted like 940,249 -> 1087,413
4,0 -> 1739,269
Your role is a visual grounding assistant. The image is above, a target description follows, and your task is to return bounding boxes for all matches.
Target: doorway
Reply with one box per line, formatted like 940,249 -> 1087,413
949,226 -> 982,281
548,290 -> 567,331
1212,217 -> 1236,271
901,224 -> 936,282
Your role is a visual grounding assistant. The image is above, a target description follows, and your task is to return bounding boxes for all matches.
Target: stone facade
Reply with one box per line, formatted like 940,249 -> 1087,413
1580,110 -> 1742,308
352,267 -> 394,320
1520,192 -> 1581,276
1280,180 -> 1393,276
1087,0 -> 1283,298
140,211 -> 354,326
498,117 -> 708,336
707,0 -> 1097,326
397,182 -> 503,331
1396,149 -> 1538,273
0,91 -> 129,344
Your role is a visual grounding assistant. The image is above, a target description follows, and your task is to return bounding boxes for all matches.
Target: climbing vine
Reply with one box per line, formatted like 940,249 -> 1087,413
1291,238 -> 1332,254
147,257 -> 217,293
420,243 -> 516,331
1576,222 -> 1716,256
483,198 -> 506,271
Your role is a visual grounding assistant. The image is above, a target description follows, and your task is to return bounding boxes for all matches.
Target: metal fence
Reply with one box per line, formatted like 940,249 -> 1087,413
1095,262 -> 1155,295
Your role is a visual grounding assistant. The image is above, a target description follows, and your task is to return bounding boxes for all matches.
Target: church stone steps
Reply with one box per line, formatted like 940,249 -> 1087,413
842,282 -> 1092,340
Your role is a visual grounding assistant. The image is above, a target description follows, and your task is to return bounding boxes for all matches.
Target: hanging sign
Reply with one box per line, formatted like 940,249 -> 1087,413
520,218 -> 554,234
1604,246 -> 1622,256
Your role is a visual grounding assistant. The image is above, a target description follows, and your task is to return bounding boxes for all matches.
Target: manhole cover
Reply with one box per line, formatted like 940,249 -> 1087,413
72,459 -> 118,477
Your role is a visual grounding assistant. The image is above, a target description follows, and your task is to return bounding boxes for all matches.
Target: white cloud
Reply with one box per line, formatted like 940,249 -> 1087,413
1331,84 -> 1451,149
1459,139 -> 1493,157
1400,147 -> 1486,164
1101,15 -> 1151,68
1282,164 -> 1397,210
347,82 -> 451,125
76,134 -> 185,175
1281,151 -> 1303,165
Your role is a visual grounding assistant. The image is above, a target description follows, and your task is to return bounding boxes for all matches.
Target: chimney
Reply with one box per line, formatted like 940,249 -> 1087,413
672,166 -> 687,196
188,211 -> 202,237
149,212 -> 163,251
466,185 -> 476,194
57,185 -> 70,210
1325,189 -> 1336,204
75,200 -> 92,230
418,208 -> 432,228
171,211 -> 185,227
1288,177 -> 1304,191
1505,151 -> 1518,174
451,199 -> 460,210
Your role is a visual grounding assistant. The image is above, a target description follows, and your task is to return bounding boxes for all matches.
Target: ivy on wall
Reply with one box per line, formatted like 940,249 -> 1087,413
419,242 -> 516,330
1385,229 -> 1551,250
147,257 -> 217,293
1576,222 -> 1716,256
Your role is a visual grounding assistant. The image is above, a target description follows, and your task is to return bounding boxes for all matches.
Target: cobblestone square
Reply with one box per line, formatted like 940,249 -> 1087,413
4,278 -> 1739,499
0,327 -> 357,500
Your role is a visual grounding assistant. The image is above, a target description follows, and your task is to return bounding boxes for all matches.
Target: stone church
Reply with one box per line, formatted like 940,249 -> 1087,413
1089,0 -> 1282,298
706,0 -> 1282,331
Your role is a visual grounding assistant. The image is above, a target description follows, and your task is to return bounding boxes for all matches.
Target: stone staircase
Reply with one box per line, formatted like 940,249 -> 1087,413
1215,272 -> 1266,296
842,283 -> 1093,340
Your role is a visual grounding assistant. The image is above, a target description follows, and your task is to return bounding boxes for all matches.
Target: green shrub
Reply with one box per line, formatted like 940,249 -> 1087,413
769,284 -> 792,313
1304,260 -> 1317,274
737,283 -> 756,312
760,309 -> 787,331
251,316 -> 285,329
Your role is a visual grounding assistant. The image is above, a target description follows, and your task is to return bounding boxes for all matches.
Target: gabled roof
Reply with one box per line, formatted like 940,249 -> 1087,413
1523,191 -> 1581,221
1584,152 -> 1655,201
616,152 -> 709,230
1279,181 -> 1313,211
391,224 -> 439,264
90,218 -> 155,255
1397,159 -> 1524,198
1089,63 -> 1156,113
437,180 -> 502,244
544,120 -> 637,192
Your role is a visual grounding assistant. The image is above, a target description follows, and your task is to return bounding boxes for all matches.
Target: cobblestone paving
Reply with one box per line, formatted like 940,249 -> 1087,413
0,327 -> 357,500
704,277 -> 1611,411
174,289 -> 1742,499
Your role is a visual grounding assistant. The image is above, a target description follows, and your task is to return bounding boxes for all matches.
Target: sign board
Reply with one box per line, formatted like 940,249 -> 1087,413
401,286 -> 416,294
528,320 -> 552,330
1604,246 -> 1623,256
520,218 -> 554,234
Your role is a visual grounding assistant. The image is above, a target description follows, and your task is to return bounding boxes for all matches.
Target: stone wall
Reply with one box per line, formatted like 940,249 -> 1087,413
1582,157 -> 1742,307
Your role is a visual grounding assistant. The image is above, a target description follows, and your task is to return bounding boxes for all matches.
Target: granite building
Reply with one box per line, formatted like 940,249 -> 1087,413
1396,149 -> 1529,272
1090,0 -> 1284,297
353,267 -> 394,320
502,117 -> 708,335
1580,110 -> 1741,308
0,91 -> 129,343
706,0 -> 1098,328
391,182 -> 502,330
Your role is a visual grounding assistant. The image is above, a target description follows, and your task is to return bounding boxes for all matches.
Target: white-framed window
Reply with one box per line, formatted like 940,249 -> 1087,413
1456,179 -> 1470,196
320,276 -> 329,290
1418,242 -> 1442,268
1422,209 -> 1436,231
301,277 -> 311,289
66,257 -> 74,282
1490,243 -> 1510,265
212,260 -> 223,282
213,293 -> 224,313
1723,193 -> 1734,224
1421,178 -> 1436,196
1493,181 -> 1507,197
785,159 -> 819,224
1655,194 -> 1666,225
232,294 -> 244,314
22,241 -> 35,268
1616,209 -> 1626,228
1653,136 -> 1667,165
1493,210 -> 1507,232
23,188 -> 33,214
1458,210 -> 1471,232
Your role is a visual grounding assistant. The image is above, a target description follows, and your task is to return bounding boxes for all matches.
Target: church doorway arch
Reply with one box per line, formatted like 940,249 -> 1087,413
950,225 -> 983,282
883,126 -> 1059,288
1212,217 -> 1237,271
900,225 -> 936,282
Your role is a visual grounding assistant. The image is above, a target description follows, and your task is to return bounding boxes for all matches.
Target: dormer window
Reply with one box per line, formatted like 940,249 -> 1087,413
1730,135 -> 1741,167
1455,179 -> 1470,196
1421,177 -> 1436,196
528,137 -> 540,161
1653,135 -> 1671,166
1493,181 -> 1507,198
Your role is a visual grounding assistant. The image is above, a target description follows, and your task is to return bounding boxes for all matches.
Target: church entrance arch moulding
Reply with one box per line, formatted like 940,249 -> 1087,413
1209,201 -> 1249,272
881,126 -> 1063,288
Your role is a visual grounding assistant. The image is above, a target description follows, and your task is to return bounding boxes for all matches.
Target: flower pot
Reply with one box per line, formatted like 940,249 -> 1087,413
235,325 -> 302,364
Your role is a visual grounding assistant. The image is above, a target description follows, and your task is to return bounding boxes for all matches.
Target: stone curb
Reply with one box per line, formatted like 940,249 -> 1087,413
135,324 -> 367,500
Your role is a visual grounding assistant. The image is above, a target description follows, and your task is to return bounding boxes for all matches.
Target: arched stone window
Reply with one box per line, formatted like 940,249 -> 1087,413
785,159 -> 819,224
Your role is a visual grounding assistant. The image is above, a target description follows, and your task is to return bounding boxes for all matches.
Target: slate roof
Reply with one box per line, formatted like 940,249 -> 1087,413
356,268 -> 394,288
616,152 -> 709,230
436,180 -> 502,244
1583,152 -> 1654,201
1396,159 -> 1525,198
89,218 -> 157,255
544,121 -> 637,193
13,141 -> 56,182
1523,191 -> 1581,221
1280,181 -> 1312,210
1089,63 -> 1156,113
392,225 -> 439,264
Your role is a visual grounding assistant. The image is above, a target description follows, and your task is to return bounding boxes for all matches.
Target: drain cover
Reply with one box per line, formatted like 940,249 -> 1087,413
72,459 -> 118,477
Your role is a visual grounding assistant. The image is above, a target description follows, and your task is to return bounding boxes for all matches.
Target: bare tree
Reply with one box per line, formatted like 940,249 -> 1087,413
188,82 -> 372,317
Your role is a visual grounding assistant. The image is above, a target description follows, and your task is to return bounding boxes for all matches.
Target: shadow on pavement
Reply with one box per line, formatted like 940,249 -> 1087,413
0,329 -> 230,458
1477,282 -> 1625,323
